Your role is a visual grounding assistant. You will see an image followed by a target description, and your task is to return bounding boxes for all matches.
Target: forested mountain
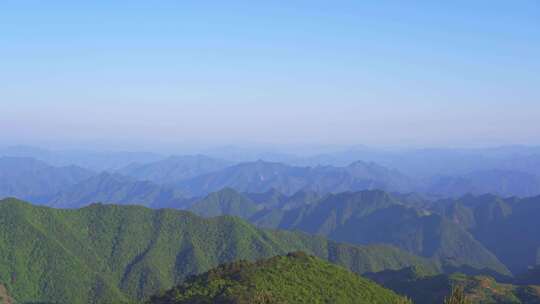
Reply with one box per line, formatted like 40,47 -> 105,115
189,189 -> 520,278
432,194 -> 540,275
47,172 -> 188,209
189,188 -> 323,220
0,198 -> 434,304
253,190 -> 509,277
178,160 -> 413,196
148,252 -> 408,304
0,157 -> 93,202
117,155 -> 232,184
189,188 -> 262,219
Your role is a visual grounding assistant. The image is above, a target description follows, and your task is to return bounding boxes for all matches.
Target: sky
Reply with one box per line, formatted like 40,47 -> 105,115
1,1 -> 539,151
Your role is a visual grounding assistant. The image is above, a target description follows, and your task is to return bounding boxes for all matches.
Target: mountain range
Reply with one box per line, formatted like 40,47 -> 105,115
117,155 -> 232,184
0,197 -> 433,304
47,172 -> 188,209
0,157 -> 94,203
429,194 -> 540,275
3,155 -> 540,206
175,159 -> 414,196
188,188 -> 511,278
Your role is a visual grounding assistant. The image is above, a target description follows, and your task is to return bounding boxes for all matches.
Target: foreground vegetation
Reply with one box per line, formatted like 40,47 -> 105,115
147,252 -> 408,304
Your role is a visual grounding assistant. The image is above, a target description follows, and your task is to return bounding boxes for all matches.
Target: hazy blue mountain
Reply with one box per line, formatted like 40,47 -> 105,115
244,188 -> 288,208
0,145 -> 163,171
201,145 -> 299,163
178,160 -> 414,196
425,170 -> 540,198
48,172 -> 187,209
434,194 -> 540,275
189,188 -> 262,219
0,156 -> 93,202
190,188 -> 321,220
244,188 -> 322,210
251,190 -> 510,277
186,188 -> 509,277
296,146 -> 540,179
117,154 -> 232,184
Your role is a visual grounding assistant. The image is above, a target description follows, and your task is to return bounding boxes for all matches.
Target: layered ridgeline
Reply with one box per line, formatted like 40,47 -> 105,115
189,188 -> 510,277
0,157 -> 412,208
3,155 -> 540,209
424,169 -> 540,198
177,160 -> 414,196
148,252 -> 409,304
0,157 -> 190,209
47,172 -> 188,209
117,155 -> 233,185
366,266 -> 540,304
0,198 -> 434,304
0,157 -> 93,203
432,194 -> 540,275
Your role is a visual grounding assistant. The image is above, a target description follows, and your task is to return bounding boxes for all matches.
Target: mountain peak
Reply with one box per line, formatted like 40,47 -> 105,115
147,252 -> 406,304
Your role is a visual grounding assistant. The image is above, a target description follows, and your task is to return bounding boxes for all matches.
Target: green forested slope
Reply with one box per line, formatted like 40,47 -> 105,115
189,188 -> 261,218
148,252 -> 408,304
194,189 -> 510,276
0,198 -> 434,304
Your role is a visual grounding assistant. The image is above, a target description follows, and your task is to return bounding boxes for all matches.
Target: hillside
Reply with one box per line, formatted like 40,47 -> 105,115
367,267 -> 540,304
0,156 -> 93,202
190,188 -> 262,218
192,189 -> 510,277
117,155 -> 232,184
0,198 -> 434,304
433,194 -> 540,274
147,252 -> 408,304
47,172 -> 188,209
177,160 -> 413,196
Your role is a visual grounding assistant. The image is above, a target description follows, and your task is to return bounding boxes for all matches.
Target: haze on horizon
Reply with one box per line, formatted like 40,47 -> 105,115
2,1 -> 539,151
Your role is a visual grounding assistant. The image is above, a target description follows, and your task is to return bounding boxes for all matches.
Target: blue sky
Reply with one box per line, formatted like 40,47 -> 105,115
1,1 -> 539,150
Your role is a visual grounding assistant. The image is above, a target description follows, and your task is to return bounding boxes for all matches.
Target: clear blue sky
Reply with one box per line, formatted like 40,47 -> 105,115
2,1 -> 539,150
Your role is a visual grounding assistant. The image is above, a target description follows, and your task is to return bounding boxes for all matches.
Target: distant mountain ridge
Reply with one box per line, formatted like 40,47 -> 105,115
47,172 -> 188,209
425,170 -> 540,198
0,156 -> 94,202
177,159 -> 414,196
431,194 -> 540,274
3,154 -> 540,208
188,188 -> 510,277
117,155 -> 232,184
0,145 -> 163,171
